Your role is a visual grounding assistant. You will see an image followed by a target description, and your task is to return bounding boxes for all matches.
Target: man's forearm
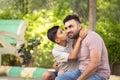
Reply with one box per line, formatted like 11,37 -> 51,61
77,61 -> 99,80
77,50 -> 101,80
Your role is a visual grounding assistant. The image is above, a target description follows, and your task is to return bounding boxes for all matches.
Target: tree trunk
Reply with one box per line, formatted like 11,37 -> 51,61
88,0 -> 96,31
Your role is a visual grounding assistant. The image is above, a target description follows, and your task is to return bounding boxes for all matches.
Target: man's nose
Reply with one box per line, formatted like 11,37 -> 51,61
65,29 -> 70,34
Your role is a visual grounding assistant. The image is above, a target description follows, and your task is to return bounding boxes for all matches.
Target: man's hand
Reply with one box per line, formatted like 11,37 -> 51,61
77,77 -> 84,80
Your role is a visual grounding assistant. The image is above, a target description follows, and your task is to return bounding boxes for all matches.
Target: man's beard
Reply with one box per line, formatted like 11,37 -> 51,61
72,34 -> 79,39
69,31 -> 79,39
72,28 -> 82,39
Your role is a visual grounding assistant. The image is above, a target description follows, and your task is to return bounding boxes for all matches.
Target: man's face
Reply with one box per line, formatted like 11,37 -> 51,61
65,19 -> 79,39
55,28 -> 68,43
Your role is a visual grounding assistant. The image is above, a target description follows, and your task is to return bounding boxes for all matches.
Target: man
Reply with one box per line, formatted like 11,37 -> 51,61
42,26 -> 87,80
55,15 -> 110,80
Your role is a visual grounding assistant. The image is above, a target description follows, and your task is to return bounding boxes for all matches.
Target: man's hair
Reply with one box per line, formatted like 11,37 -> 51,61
63,14 -> 81,24
47,26 -> 59,43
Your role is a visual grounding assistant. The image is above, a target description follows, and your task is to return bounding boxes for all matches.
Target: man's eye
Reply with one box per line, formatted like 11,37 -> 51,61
69,25 -> 73,28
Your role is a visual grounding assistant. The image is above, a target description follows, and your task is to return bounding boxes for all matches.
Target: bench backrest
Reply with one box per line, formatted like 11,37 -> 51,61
0,20 -> 27,43
0,20 -> 28,66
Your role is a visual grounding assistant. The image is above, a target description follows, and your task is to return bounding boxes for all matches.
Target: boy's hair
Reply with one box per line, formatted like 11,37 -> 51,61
47,26 -> 59,43
63,14 -> 81,24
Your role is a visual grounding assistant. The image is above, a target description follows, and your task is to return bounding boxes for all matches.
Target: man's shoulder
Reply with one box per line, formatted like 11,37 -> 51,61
88,31 -> 100,36
86,31 -> 101,39
84,31 -> 103,45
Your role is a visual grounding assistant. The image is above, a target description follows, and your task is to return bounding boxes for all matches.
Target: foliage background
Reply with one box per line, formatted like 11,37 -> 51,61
0,0 -> 120,69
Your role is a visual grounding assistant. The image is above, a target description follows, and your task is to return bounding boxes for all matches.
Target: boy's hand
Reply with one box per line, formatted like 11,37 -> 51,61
53,62 -> 59,70
79,28 -> 88,40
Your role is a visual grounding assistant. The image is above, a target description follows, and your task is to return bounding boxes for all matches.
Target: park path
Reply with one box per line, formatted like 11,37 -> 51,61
110,75 -> 120,80
0,76 -> 41,80
0,66 -> 120,80
0,75 -> 120,80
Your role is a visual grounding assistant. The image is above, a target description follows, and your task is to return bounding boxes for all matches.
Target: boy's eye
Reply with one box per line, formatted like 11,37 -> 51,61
65,27 -> 67,30
61,31 -> 63,34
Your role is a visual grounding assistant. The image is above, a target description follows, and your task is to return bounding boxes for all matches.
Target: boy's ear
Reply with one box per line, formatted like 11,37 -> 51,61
55,39 -> 60,43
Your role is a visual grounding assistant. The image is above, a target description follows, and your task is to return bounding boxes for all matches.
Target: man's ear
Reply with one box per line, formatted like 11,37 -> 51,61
55,39 -> 60,43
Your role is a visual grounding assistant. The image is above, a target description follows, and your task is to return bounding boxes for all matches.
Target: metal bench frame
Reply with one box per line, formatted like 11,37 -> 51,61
0,20 -> 28,66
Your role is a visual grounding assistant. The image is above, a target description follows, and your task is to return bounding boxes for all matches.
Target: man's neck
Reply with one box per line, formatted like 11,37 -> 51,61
75,27 -> 82,39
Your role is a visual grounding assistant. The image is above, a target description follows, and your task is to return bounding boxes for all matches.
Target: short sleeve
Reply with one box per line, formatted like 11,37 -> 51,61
86,31 -> 103,51
52,48 -> 69,62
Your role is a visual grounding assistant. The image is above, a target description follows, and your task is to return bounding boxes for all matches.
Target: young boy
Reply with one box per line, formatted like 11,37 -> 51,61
42,26 -> 87,80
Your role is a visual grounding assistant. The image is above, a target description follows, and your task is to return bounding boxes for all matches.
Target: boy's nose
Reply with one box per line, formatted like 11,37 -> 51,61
63,31 -> 66,34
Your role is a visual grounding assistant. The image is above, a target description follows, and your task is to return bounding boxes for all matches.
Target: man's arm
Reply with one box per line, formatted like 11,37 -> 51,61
77,50 -> 101,80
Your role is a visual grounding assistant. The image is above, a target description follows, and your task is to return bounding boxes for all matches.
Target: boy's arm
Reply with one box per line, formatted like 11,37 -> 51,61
68,29 -> 88,59
68,37 -> 82,59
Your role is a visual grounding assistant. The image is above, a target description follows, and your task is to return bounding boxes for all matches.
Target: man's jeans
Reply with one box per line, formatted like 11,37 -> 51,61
55,69 -> 106,80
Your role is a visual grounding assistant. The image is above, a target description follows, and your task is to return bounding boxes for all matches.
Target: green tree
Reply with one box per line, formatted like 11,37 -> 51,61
88,0 -> 96,31
96,0 -> 120,68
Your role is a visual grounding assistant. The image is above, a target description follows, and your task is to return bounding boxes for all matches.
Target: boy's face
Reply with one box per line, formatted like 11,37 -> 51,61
55,28 -> 68,43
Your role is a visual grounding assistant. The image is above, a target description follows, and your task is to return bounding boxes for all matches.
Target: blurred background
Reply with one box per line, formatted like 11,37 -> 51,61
0,0 -> 120,75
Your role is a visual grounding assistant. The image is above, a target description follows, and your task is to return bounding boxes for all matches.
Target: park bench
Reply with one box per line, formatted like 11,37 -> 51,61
0,20 -> 53,79
0,66 -> 54,79
0,20 -> 28,66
